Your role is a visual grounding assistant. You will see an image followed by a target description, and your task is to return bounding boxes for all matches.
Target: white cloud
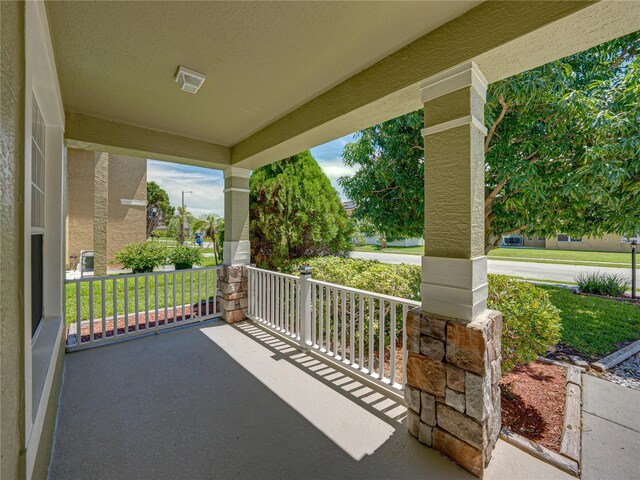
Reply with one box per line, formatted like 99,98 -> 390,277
147,160 -> 224,218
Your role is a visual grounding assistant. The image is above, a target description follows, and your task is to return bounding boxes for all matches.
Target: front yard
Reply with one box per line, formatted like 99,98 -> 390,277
540,286 -> 640,360
354,245 -> 633,269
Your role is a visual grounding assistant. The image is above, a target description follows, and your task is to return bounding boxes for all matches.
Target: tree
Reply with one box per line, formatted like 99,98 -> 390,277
167,207 -> 195,245
340,33 -> 640,252
146,181 -> 174,238
250,151 -> 353,268
192,214 -> 224,265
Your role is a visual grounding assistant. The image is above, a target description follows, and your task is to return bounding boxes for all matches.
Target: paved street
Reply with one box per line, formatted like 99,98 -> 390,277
350,251 -> 639,284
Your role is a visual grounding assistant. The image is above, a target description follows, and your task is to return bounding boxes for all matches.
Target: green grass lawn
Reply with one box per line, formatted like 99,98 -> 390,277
540,286 -> 640,359
65,270 -> 218,325
354,245 -> 633,268
152,238 -> 216,254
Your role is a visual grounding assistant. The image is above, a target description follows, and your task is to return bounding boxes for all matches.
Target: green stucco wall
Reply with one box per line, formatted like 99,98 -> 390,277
1,1 -> 27,478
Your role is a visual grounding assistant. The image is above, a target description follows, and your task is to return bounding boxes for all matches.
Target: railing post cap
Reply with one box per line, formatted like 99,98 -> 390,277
299,265 -> 312,275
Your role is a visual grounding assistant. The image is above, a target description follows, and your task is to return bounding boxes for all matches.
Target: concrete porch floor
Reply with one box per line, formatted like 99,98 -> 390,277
49,320 -> 573,480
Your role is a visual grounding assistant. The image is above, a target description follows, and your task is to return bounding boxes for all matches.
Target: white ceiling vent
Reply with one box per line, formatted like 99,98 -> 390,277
175,66 -> 206,94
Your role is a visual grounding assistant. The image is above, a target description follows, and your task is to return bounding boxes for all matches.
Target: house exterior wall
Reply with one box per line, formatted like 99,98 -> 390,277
546,233 -> 631,253
106,154 -> 147,263
0,2 -> 27,478
66,149 -> 94,268
522,236 -> 546,248
65,149 -> 147,268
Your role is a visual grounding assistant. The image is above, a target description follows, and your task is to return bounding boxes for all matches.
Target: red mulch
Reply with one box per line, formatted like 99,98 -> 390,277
500,361 -> 566,452
68,300 -> 216,345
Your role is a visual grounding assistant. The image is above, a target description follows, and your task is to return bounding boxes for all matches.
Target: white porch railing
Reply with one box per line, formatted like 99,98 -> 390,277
65,266 -> 222,351
246,266 -> 420,392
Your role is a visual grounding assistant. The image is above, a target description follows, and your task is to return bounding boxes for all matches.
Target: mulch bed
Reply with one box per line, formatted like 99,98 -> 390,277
500,361 -> 566,452
69,300 -> 216,345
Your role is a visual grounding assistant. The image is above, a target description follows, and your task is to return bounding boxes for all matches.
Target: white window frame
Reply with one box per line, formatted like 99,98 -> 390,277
24,2 -> 66,478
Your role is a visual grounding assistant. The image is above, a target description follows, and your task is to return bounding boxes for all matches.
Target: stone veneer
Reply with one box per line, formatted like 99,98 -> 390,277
405,308 -> 502,477
217,265 -> 248,323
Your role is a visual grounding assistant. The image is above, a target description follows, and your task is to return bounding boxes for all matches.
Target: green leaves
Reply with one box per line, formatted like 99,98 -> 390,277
338,33 -> 640,250
250,151 -> 352,268
114,242 -> 168,274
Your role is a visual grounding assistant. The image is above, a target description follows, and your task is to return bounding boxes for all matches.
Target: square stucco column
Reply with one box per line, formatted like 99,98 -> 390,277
93,151 -> 109,276
405,62 -> 502,477
219,167 -> 251,323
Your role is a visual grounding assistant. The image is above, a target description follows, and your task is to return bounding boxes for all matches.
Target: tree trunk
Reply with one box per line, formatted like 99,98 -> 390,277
379,232 -> 387,249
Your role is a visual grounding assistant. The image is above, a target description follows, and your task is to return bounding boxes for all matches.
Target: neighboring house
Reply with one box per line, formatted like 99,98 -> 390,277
502,233 -> 637,253
65,148 -> 147,270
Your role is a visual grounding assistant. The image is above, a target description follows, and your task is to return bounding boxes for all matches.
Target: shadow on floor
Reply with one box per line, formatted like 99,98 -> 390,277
49,319 -> 468,480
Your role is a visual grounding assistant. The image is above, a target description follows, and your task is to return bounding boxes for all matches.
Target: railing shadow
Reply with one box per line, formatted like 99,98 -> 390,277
232,320 -> 408,429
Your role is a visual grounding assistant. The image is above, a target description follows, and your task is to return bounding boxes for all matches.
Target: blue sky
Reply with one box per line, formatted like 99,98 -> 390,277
147,133 -> 358,218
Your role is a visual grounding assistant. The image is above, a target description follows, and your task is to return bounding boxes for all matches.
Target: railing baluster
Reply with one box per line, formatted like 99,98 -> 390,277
88,279 -> 94,342
197,269 -> 202,319
319,285 -> 324,351
190,270 -> 194,320
350,292 -> 355,365
134,276 -> 140,332
379,299 -> 385,380
154,275 -> 159,331
181,271 -> 186,322
368,295 -> 374,373
144,275 -> 149,330
75,282 -> 81,345
341,290 -> 346,361
164,273 -> 169,327
390,301 -> 397,385
112,278 -> 117,338
172,271 -> 177,323
101,279 -> 106,341
311,282 -> 316,346
325,286 -> 331,352
206,269 -> 210,317
124,277 -> 129,336
359,293 -> 364,370
402,304 -> 408,387
284,277 -> 289,333
333,287 -> 338,356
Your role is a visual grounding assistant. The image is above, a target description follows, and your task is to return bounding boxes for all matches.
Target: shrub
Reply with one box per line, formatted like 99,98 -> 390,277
280,259 -> 561,373
576,272 -> 628,297
487,274 -> 561,372
281,256 -> 420,300
168,245 -> 203,269
115,242 -> 167,274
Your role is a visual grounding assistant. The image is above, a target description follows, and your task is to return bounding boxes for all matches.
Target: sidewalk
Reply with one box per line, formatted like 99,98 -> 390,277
582,375 -> 640,480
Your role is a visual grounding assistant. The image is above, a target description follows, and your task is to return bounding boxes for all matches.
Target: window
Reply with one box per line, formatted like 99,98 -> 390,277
557,234 -> 581,243
31,96 -> 45,336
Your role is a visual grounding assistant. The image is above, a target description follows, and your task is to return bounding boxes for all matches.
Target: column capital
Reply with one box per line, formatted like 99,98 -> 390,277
420,61 -> 488,104
223,167 -> 251,179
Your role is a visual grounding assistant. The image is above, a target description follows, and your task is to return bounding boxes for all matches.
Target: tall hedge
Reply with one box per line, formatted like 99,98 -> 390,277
250,151 -> 352,268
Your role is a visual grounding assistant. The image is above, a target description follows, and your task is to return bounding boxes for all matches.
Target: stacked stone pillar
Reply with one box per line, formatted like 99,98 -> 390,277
406,62 -> 502,477
218,167 -> 251,323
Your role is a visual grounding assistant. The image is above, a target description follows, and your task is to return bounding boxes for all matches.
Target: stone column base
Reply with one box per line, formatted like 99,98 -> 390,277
405,308 -> 502,477
217,265 -> 248,324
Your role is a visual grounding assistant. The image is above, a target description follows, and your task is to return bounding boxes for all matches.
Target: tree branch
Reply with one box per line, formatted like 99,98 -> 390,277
485,94 -> 508,153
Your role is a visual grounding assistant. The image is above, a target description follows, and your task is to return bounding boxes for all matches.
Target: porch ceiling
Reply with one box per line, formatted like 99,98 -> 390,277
45,1 -> 480,147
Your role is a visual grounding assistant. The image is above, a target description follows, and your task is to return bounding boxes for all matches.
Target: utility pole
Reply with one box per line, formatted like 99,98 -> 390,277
180,190 -> 192,245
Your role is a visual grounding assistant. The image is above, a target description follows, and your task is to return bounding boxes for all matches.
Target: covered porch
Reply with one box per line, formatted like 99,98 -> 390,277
49,319 -> 569,480
3,1 -> 640,479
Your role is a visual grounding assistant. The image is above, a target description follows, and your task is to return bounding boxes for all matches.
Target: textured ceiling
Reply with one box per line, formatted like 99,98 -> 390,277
46,1 -> 481,146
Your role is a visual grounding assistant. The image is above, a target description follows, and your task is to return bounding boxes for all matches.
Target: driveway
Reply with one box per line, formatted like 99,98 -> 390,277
350,251 -> 639,284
